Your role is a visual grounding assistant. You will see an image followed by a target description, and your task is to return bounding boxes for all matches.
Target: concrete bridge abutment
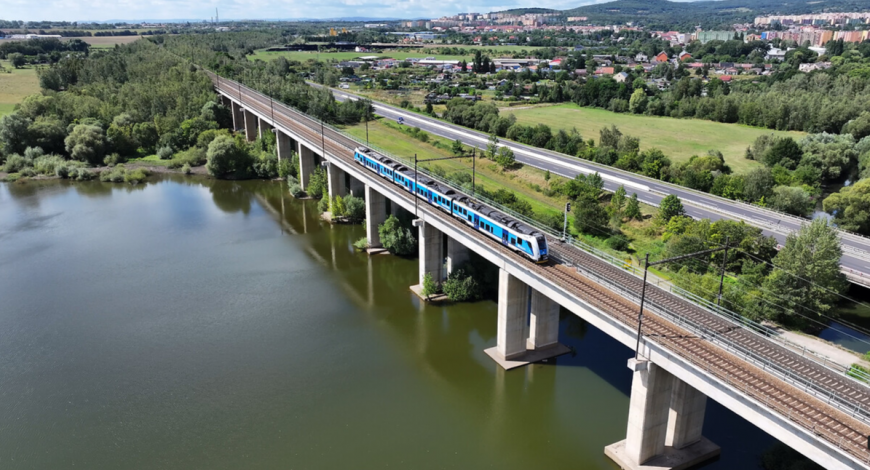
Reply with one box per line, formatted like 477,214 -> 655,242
327,162 -> 347,200
258,117 -> 272,140
276,130 -> 293,162
605,358 -> 720,470
298,143 -> 315,190
446,237 -> 469,276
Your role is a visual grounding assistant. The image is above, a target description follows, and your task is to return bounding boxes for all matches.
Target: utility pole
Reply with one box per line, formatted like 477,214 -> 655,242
634,244 -> 730,360
716,236 -> 730,307
562,202 -> 571,242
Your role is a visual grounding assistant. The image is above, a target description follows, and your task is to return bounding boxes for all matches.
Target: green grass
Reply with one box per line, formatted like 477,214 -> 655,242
0,59 -> 40,116
126,155 -> 171,166
507,104 -> 805,173
342,118 -> 569,218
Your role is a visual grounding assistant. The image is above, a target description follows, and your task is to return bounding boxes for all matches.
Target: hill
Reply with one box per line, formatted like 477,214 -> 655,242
494,8 -> 559,15
563,0 -> 869,29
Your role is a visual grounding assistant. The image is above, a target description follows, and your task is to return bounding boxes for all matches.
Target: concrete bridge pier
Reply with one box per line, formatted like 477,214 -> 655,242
349,175 -> 365,198
605,359 -> 720,470
243,108 -> 257,142
446,237 -> 469,276
485,270 -> 570,370
298,143 -> 315,190
230,101 -> 244,132
327,162 -> 347,200
258,117 -> 272,140
365,185 -> 386,249
276,131 -> 293,162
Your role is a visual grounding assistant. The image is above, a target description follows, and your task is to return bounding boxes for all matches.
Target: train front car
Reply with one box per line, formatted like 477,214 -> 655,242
533,233 -> 548,263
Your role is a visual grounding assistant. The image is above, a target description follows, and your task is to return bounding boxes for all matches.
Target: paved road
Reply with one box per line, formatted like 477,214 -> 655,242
319,84 -> 870,282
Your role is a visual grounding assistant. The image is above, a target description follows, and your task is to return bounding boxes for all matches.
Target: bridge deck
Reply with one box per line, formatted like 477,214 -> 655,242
212,74 -> 870,466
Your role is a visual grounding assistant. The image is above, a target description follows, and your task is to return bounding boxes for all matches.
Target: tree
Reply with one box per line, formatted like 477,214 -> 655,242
495,146 -> 515,169
451,139 -> 464,156
629,88 -> 647,114
599,125 -> 622,149
842,112 -> 870,141
761,137 -> 802,169
657,194 -> 685,223
744,167 -> 774,203
823,178 -> 870,234
379,215 -> 417,256
770,185 -> 812,216
761,218 -> 846,329
421,272 -> 438,300
625,193 -> 642,220
64,124 -> 107,165
425,102 -> 434,115
0,113 -> 33,155
9,53 -> 25,68
573,194 -> 609,235
205,134 -> 251,178
486,133 -> 499,160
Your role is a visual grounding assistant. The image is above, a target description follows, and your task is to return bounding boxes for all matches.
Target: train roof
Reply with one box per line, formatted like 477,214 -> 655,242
455,195 -> 542,237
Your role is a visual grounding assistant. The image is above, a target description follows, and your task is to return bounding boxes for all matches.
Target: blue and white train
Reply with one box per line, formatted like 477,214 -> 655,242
354,147 -> 549,263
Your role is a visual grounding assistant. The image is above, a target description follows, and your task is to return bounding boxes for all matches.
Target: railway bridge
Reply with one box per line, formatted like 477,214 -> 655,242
211,73 -> 870,470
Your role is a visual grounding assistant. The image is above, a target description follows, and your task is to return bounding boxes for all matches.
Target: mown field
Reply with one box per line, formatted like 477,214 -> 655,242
507,104 -> 805,172
75,36 -> 142,48
0,59 -> 39,116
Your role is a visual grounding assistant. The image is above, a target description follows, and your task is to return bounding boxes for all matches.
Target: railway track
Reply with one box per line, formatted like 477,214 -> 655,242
214,75 -> 870,465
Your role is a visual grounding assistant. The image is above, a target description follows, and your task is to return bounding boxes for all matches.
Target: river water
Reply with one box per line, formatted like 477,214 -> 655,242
0,175 -> 783,469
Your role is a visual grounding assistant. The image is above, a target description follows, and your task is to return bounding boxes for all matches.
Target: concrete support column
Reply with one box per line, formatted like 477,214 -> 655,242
298,143 -> 315,190
350,175 -> 365,198
327,162 -> 347,199
446,237 -> 469,276
231,101 -> 243,132
624,359 -> 674,465
365,185 -> 386,247
666,379 -> 707,450
496,269 -> 529,360
419,222 -> 443,285
243,109 -> 257,142
257,117 -> 272,140
276,131 -> 292,161
527,289 -> 559,350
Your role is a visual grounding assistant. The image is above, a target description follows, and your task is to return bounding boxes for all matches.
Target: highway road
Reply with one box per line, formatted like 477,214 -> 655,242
319,84 -> 870,282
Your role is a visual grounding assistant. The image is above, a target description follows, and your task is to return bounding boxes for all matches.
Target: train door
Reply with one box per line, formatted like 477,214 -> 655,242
501,231 -> 509,245
473,215 -> 479,230
427,191 -> 433,205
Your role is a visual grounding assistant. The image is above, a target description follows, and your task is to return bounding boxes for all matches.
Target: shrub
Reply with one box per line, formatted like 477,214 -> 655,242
421,272 -> 439,299
55,165 -> 70,179
3,154 -> 32,173
441,268 -> 481,301
19,167 -> 36,177
343,194 -> 365,223
100,167 -> 126,183
288,183 -> 304,198
318,195 -> 330,214
378,214 -> 417,256
68,167 -> 95,181
168,147 -> 207,169
353,237 -> 368,250
181,163 -> 192,175
307,167 -> 327,199
157,145 -> 174,160
33,155 -> 67,175
123,168 -> 150,184
103,153 -> 124,166
606,234 -> 630,251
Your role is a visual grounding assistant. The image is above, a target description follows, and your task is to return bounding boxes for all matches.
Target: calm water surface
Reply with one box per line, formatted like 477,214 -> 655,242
0,175 -> 779,469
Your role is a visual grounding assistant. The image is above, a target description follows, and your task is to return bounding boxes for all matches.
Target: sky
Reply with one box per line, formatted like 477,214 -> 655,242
2,0 -> 695,23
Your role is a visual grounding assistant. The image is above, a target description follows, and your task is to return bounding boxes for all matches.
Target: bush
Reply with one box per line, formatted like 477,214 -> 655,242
318,195 -> 330,213
288,183 -> 304,198
33,154 -> 67,175
343,194 -> 365,222
606,234 -> 630,251
100,167 -> 126,183
157,145 -> 174,160
379,214 -> 417,256
103,153 -> 125,166
353,237 -> 368,251
421,272 -> 439,299
441,268 -> 481,301
181,163 -> 192,175
307,167 -> 327,199
168,147 -> 207,169
124,168 -> 149,184
55,165 -> 70,179
68,167 -> 95,181
3,154 -> 32,173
